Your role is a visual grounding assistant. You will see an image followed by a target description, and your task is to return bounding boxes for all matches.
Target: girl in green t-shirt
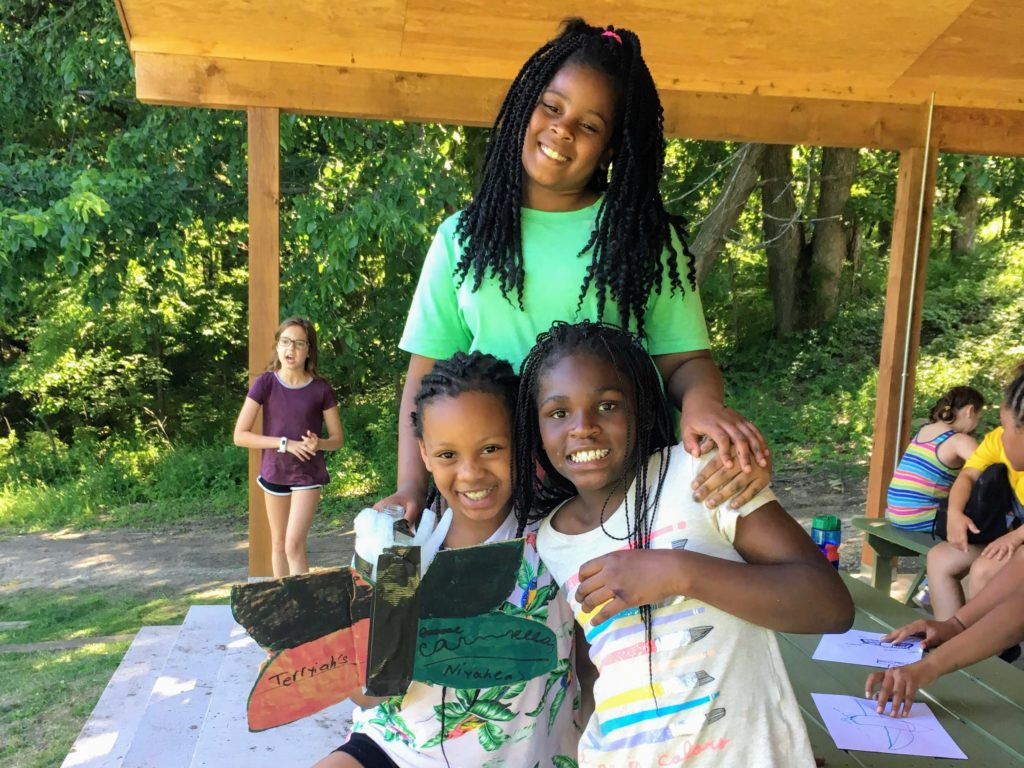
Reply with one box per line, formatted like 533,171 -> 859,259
383,19 -> 770,520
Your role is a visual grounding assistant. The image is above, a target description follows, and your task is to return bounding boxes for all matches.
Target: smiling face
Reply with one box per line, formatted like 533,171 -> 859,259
418,391 -> 514,537
275,324 -> 310,373
521,63 -> 617,212
536,352 -> 635,509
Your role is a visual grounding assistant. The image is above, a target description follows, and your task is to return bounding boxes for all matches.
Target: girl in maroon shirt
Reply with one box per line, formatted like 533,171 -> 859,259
234,317 -> 344,576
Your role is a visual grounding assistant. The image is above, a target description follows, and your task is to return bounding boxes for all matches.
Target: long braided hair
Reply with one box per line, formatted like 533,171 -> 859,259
513,321 -> 675,686
454,18 -> 696,338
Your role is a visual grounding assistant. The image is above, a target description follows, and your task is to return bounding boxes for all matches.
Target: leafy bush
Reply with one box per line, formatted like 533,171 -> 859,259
711,237 -> 1024,472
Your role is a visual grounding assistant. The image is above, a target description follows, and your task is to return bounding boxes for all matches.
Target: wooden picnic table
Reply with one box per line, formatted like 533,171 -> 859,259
778,574 -> 1024,767
852,516 -> 936,602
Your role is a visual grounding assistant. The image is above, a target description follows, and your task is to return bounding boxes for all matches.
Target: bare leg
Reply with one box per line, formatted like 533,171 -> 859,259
264,491 -> 293,577
927,542 -> 981,620
285,488 -> 321,574
968,552 -> 1013,599
311,751 -> 365,768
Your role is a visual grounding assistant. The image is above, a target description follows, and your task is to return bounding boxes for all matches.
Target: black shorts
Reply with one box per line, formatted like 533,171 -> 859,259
932,464 -> 1021,544
333,733 -> 398,768
257,475 -> 323,496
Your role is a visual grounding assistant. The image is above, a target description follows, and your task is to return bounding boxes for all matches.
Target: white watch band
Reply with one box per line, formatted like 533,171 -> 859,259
277,436 -> 288,453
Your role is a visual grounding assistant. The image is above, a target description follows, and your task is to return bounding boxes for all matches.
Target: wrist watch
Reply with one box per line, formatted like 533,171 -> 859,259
277,436 -> 288,453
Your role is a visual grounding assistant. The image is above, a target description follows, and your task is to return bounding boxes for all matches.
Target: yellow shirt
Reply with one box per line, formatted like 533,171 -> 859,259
965,427 -> 1024,505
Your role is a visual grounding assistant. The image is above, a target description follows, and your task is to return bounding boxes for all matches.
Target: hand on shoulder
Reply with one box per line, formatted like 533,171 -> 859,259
689,442 -> 773,511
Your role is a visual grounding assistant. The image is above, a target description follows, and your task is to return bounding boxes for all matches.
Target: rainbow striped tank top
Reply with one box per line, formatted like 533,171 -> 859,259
885,429 -> 958,531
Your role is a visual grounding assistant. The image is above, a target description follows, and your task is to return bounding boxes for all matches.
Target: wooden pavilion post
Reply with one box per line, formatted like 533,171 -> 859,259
863,145 -> 939,555
247,107 -> 280,577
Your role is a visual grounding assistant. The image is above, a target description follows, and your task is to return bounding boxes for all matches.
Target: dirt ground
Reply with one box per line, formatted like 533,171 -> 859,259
0,468 -> 880,597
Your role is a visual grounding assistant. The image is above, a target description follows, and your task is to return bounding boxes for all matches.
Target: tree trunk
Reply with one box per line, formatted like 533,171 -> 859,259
877,219 -> 892,258
808,147 -> 858,325
690,143 -> 766,283
951,158 -> 981,259
761,144 -> 805,337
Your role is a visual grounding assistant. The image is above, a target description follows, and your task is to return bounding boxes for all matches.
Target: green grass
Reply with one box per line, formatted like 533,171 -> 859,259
0,392 -> 399,535
0,588 -> 229,768
0,642 -> 132,768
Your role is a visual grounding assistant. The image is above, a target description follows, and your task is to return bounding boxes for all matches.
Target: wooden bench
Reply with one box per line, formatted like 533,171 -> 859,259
778,574 -> 1024,766
852,516 -> 937,603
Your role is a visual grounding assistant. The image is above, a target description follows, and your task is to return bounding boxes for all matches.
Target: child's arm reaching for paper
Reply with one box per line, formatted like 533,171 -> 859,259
866,547 -> 1024,716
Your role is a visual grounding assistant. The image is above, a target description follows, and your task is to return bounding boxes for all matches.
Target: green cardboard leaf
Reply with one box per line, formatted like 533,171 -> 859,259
419,538 -> 522,618
413,612 -> 557,688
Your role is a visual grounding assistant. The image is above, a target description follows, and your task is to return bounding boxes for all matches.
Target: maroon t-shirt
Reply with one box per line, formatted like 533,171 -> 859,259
246,371 -> 338,486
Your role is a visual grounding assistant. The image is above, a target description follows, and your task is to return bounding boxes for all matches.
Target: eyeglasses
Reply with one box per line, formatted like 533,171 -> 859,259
277,338 -> 309,351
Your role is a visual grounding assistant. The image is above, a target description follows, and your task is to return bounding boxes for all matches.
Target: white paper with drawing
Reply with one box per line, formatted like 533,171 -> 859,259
811,693 -> 967,759
812,628 -> 923,668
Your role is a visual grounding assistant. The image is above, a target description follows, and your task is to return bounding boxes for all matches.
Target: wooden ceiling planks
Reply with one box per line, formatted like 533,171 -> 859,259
114,0 -> 1024,154
123,0 -> 407,63
892,0 -> 1024,110
897,0 -> 1024,81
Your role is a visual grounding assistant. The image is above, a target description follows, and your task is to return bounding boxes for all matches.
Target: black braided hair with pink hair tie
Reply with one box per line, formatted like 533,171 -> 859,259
454,18 -> 696,339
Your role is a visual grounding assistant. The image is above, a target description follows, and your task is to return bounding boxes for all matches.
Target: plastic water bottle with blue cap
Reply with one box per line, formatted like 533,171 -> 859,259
811,514 -> 841,570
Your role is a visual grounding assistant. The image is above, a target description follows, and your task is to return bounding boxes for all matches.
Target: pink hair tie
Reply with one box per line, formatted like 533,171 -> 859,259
601,29 -> 622,44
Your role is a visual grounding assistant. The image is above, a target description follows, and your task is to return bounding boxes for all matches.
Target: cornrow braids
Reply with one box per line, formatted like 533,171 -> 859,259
929,386 -> 985,424
1004,361 -> 1024,429
513,320 -> 675,690
410,351 -> 519,439
454,18 -> 695,339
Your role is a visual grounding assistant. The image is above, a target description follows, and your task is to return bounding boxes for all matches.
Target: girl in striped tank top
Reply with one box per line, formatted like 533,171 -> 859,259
886,387 -> 985,531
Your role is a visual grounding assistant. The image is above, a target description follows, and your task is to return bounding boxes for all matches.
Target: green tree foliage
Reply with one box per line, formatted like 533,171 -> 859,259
280,117 -> 477,394
2,3 -> 1023,529
2,3 -> 249,445
0,3 -> 479,525
0,3 -> 475,449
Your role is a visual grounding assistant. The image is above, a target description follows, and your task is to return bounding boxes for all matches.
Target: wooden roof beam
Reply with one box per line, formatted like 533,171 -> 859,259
933,106 -> 1024,157
135,52 -> 1024,156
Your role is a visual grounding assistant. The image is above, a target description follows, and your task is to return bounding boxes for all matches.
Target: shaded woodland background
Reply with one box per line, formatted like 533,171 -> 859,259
2,2 -> 1023,530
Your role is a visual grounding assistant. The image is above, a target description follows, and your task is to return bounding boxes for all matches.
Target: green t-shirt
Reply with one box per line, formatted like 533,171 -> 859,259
400,200 -> 711,370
